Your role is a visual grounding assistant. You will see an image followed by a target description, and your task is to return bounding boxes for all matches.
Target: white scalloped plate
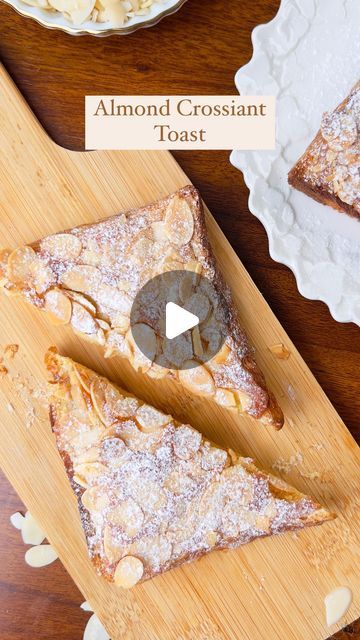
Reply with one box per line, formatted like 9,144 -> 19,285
230,0 -> 360,325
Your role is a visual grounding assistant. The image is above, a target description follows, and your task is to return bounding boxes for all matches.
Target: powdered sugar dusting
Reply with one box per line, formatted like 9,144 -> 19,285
48,353 -> 329,586
301,82 -> 360,213
1,186 -> 282,425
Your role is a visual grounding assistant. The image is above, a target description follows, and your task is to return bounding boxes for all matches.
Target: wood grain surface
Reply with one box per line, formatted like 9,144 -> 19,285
0,1 -> 359,639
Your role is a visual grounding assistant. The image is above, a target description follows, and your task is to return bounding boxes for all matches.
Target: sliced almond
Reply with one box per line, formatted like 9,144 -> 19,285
81,486 -> 110,513
79,249 -> 101,267
68,291 -> 97,316
48,0 -> 77,11
214,388 -> 237,408
40,233 -> 82,261
192,326 -> 203,358
73,474 -> 89,489
96,286 -> 132,314
114,556 -> 144,589
234,390 -> 252,412
70,427 -> 103,456
201,444 -> 229,471
91,377 -> 135,425
44,288 -> 72,325
90,377 -> 113,426
179,272 -> 195,302
321,111 -> 357,150
71,301 -> 98,335
83,613 -> 110,640
68,0 -> 95,23
162,333 -> 192,369
126,325 -> 155,373
76,446 -> 100,465
10,512 -> 25,530
165,196 -> 194,246
178,362 -> 215,397
325,586 -> 353,627
7,246 -> 36,284
60,265 -> 101,294
173,425 -> 202,460
21,512 -> 46,545
30,260 -> 54,294
119,421 -> 163,455
97,319 -> 110,331
108,499 -> 144,537
25,544 -> 58,568
185,260 -> 202,275
158,259 -> 184,275
187,292 -> 210,323
103,525 -> 128,565
151,221 -> 168,242
130,535 -> 172,569
104,330 -> 127,359
73,363 -> 97,394
131,479 -> 167,512
109,394 -> 139,419
136,404 -> 171,433
211,343 -> 231,365
164,471 -> 196,496
100,437 -> 127,467
206,531 -> 218,547
111,313 -> 130,334
73,462 -> 107,487
130,237 -> 153,265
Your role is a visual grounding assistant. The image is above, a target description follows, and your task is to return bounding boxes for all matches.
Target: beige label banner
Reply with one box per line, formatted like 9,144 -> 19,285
85,95 -> 275,150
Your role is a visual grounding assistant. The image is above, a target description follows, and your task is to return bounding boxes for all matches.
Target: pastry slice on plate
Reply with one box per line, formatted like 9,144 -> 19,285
0,186 -> 283,429
46,349 -> 334,589
288,80 -> 360,220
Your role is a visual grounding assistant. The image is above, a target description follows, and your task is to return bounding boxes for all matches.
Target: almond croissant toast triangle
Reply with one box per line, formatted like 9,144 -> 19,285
46,350 -> 334,589
0,186 -> 283,429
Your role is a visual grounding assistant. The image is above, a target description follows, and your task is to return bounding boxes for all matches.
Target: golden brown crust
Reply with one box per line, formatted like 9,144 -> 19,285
1,187 -> 283,429
47,349 -> 334,589
288,81 -> 360,220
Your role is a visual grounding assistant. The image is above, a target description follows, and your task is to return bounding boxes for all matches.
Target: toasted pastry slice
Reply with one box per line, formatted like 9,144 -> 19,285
288,80 -> 360,220
0,186 -> 283,429
46,349 -> 334,589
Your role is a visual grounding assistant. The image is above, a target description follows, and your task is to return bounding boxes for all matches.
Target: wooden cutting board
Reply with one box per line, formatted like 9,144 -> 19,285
0,62 -> 359,640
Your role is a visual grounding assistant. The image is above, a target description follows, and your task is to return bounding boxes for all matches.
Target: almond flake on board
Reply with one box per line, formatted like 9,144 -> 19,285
325,586 -> 353,626
269,343 -> 290,360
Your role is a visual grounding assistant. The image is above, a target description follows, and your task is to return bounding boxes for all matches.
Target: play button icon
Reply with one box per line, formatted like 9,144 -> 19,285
165,302 -> 199,340
130,270 -> 227,371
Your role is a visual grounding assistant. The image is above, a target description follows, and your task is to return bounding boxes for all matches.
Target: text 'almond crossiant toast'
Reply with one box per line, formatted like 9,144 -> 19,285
0,186 -> 283,429
288,80 -> 360,220
46,350 -> 334,589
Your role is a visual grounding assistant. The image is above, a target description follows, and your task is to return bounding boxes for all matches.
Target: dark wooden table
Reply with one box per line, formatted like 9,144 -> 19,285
0,0 -> 359,638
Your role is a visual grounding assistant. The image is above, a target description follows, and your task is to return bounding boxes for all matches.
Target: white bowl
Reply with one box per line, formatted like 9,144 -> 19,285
1,0 -> 188,36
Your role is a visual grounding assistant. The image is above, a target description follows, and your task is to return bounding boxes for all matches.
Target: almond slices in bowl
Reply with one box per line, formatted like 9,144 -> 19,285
15,0 -> 171,26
